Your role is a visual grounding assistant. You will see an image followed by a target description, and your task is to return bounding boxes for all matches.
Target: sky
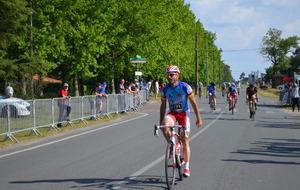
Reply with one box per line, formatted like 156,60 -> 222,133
187,0 -> 300,81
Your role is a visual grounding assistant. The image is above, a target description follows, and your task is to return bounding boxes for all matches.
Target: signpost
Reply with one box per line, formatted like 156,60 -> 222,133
130,56 -> 147,78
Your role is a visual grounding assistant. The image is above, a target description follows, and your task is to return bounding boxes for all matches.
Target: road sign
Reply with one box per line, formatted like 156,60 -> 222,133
135,71 -> 142,76
130,58 -> 147,63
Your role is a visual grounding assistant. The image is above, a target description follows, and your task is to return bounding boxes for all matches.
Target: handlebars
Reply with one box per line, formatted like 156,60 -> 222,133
154,125 -> 188,138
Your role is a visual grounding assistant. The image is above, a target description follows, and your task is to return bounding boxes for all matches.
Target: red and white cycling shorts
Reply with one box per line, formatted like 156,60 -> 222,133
229,94 -> 237,99
164,110 -> 191,132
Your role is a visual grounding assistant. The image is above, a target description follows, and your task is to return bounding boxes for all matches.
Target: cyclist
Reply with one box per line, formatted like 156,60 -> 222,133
160,65 -> 202,178
222,82 -> 227,97
228,83 -> 238,110
246,83 -> 259,118
206,82 -> 217,110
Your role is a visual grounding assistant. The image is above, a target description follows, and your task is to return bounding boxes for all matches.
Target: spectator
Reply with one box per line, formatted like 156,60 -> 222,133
145,80 -> 153,101
57,83 -> 71,127
5,82 -> 14,98
118,79 -> 126,94
97,82 -> 108,114
291,82 -> 299,112
154,79 -> 159,99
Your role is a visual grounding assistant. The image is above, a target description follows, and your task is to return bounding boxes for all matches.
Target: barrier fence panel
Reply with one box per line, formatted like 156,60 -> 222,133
1,90 -> 148,142
70,96 -> 83,122
82,95 -> 95,120
34,99 -> 53,128
9,100 -> 34,134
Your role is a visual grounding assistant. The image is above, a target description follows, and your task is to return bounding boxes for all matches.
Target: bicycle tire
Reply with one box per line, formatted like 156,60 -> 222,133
231,100 -> 234,115
210,98 -> 215,112
251,102 -> 256,120
165,142 -> 176,189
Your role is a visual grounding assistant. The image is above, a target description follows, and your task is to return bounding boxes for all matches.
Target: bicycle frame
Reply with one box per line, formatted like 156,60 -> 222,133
154,125 -> 186,189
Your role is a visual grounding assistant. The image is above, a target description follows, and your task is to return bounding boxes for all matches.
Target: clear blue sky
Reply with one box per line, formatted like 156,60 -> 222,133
187,0 -> 300,80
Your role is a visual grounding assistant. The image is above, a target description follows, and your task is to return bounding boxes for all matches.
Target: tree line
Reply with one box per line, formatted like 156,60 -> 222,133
0,0 -> 231,99
260,28 -> 300,81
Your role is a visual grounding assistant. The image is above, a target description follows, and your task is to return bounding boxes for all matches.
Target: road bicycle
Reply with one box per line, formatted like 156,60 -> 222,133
248,97 -> 257,120
208,94 -> 216,112
228,96 -> 235,114
154,125 -> 186,189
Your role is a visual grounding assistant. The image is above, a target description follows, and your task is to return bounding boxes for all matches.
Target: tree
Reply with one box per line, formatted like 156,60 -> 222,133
239,72 -> 245,80
260,28 -> 299,77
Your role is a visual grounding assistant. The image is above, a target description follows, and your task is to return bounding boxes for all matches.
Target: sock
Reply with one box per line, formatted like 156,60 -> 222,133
184,162 -> 190,170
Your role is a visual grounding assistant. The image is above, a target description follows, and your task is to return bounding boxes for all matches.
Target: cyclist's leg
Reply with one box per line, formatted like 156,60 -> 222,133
161,113 -> 176,141
178,113 -> 191,176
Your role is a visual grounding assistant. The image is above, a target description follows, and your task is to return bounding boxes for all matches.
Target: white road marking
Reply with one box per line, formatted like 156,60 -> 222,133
0,113 -> 148,159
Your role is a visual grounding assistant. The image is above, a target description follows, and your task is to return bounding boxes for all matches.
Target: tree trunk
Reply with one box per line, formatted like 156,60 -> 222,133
73,74 -> 79,96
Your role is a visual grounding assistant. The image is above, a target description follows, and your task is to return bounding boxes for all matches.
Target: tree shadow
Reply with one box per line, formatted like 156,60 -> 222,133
222,138 -> 300,165
10,175 -> 168,189
255,121 -> 300,129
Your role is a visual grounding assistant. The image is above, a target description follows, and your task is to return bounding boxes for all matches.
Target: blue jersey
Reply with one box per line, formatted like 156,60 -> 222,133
228,87 -> 237,94
207,85 -> 216,95
161,81 -> 193,113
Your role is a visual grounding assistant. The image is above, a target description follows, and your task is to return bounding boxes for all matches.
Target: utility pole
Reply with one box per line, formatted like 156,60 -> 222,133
195,32 -> 199,95
206,42 -> 209,87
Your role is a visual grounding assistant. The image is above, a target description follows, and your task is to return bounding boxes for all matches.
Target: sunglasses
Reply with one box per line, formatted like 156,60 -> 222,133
166,73 -> 178,77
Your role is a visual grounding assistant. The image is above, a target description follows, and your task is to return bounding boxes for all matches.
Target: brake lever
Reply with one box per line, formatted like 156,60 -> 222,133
154,125 -> 159,137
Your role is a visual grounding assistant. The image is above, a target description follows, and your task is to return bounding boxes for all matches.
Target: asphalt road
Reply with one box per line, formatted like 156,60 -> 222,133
0,87 -> 300,190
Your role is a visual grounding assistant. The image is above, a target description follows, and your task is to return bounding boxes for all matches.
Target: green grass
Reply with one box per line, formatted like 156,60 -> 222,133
259,87 -> 281,99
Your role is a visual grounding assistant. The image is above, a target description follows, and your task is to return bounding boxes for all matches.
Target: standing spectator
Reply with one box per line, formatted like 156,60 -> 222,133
154,79 -> 159,99
291,82 -> 299,112
57,83 -> 71,127
145,80 -> 153,101
198,82 -> 203,99
118,79 -> 126,94
159,81 -> 165,92
139,79 -> 144,91
5,82 -> 14,98
97,82 -> 108,114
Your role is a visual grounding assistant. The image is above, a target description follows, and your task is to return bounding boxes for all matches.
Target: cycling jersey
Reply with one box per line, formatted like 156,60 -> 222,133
161,81 -> 193,113
228,87 -> 237,95
207,85 -> 216,96
246,87 -> 257,95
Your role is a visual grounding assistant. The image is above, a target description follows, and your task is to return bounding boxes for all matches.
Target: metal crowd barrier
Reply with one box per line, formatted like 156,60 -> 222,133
0,91 -> 147,143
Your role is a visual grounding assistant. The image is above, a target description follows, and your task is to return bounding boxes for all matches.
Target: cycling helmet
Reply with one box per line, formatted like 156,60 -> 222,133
166,65 -> 180,73
211,82 -> 216,86
249,83 -> 254,87
232,83 -> 236,87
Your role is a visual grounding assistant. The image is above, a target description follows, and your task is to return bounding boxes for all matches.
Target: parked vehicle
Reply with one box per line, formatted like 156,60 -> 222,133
0,94 -> 31,117
276,84 -> 286,90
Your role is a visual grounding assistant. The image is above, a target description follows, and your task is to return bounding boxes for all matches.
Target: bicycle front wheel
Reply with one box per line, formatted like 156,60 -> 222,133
165,142 -> 176,189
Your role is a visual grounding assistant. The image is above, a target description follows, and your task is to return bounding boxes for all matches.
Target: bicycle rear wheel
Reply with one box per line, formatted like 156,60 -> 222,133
251,103 -> 256,120
231,100 -> 234,115
165,142 -> 176,189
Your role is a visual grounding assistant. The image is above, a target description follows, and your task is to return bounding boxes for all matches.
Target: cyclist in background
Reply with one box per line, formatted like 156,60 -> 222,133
246,84 -> 259,116
228,83 -> 238,110
160,65 -> 202,178
206,82 -> 217,110
222,82 -> 227,97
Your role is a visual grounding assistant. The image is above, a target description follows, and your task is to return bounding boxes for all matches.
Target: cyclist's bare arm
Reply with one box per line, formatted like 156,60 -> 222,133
188,95 -> 202,128
160,98 -> 167,124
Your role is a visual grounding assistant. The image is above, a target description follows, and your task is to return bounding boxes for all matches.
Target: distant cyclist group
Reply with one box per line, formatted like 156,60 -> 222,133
205,81 -> 259,117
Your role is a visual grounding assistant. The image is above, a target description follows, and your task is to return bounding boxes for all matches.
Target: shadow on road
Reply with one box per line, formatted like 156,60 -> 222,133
10,175 -> 168,189
222,138 -> 300,165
